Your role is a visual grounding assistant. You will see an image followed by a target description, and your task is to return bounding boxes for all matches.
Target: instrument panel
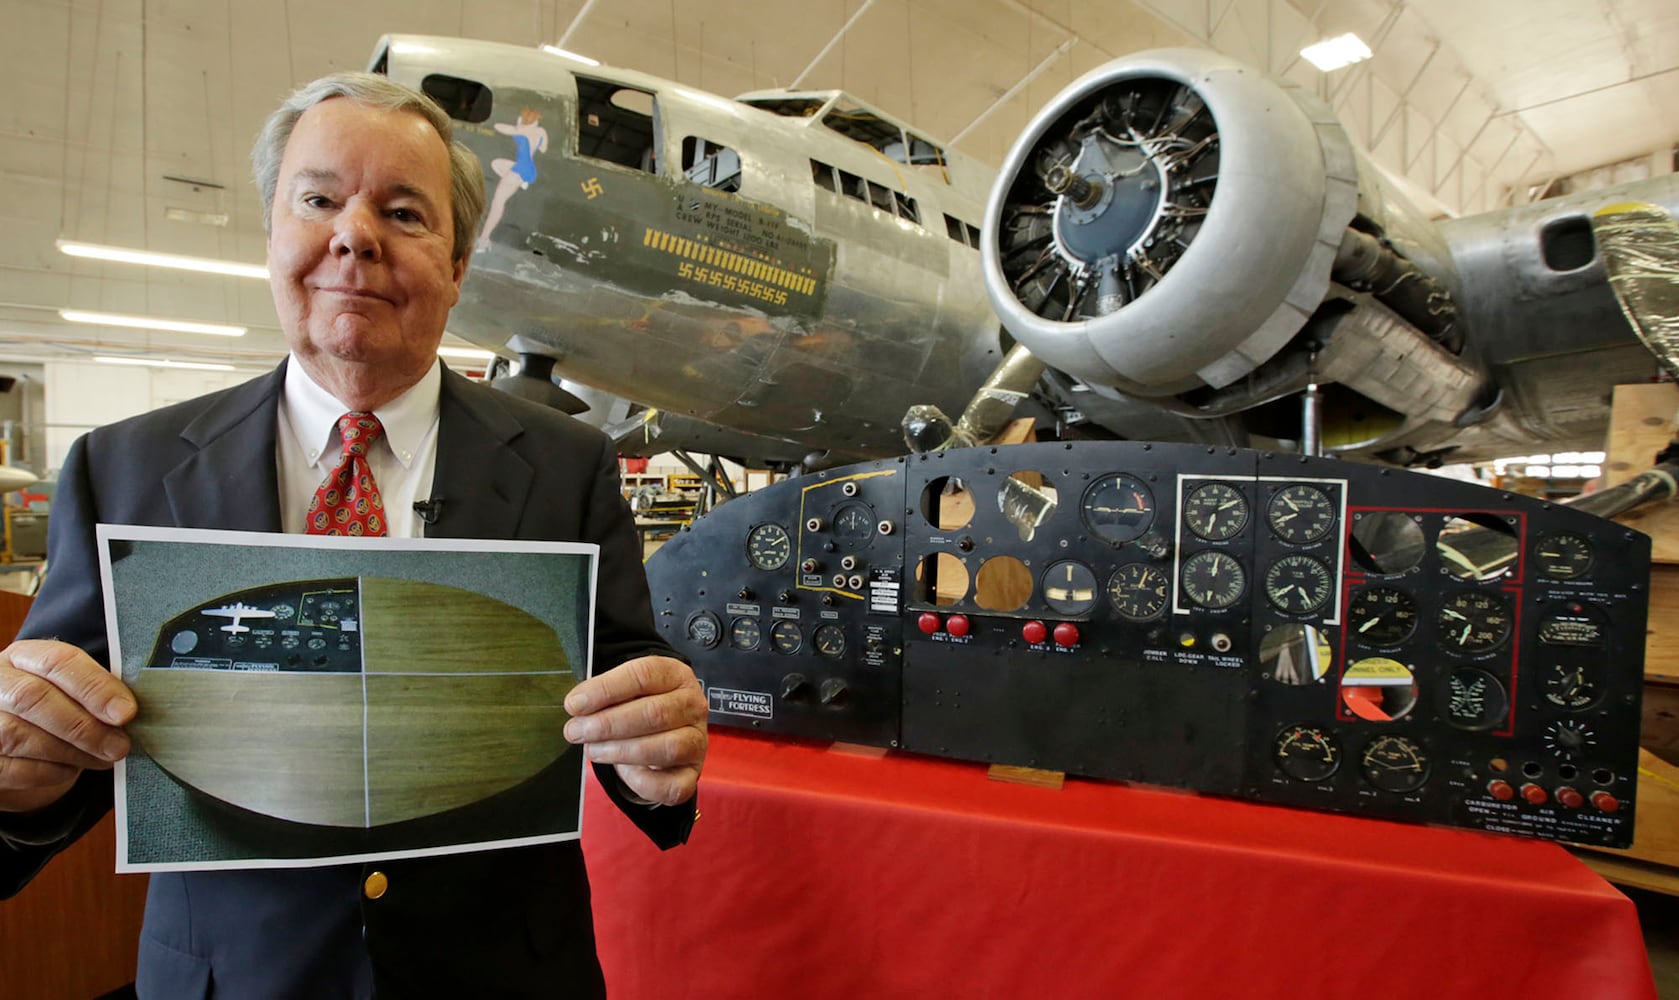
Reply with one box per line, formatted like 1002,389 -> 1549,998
644,442 -> 1649,847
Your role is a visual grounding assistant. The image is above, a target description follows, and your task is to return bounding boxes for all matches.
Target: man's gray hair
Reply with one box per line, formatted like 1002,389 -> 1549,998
252,72 -> 486,264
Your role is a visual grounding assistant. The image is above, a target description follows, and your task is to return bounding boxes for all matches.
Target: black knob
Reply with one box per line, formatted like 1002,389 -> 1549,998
780,673 -> 810,700
738,587 -> 753,600
819,678 -> 849,706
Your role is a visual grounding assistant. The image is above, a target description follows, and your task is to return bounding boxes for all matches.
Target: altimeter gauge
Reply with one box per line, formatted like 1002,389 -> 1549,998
1108,563 -> 1169,622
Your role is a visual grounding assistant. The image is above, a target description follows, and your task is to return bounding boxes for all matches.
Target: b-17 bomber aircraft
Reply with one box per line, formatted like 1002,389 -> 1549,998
371,36 -> 1679,471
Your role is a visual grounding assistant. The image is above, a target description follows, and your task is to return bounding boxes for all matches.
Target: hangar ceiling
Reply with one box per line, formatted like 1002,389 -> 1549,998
1,0 -> 1675,373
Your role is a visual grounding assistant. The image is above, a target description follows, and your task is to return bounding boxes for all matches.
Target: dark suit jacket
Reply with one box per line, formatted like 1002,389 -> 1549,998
0,362 -> 694,998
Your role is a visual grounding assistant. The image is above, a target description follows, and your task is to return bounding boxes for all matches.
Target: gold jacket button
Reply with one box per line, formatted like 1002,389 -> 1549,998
364,871 -> 388,899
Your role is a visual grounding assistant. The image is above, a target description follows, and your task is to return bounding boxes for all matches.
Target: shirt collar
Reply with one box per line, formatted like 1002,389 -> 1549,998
282,356 -> 442,470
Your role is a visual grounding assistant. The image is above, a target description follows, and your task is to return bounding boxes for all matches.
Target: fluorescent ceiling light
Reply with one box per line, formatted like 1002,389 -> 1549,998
1300,33 -> 1372,72
541,45 -> 600,66
57,240 -> 268,280
60,309 -> 247,337
436,346 -> 495,360
95,356 -> 236,372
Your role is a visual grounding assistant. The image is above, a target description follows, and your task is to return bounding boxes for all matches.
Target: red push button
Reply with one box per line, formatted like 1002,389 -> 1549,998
1556,786 -> 1584,809
917,612 -> 942,635
1022,620 -> 1048,645
1520,783 -> 1548,805
1591,791 -> 1620,813
1487,780 -> 1515,801
946,614 -> 971,638
1052,622 -> 1080,647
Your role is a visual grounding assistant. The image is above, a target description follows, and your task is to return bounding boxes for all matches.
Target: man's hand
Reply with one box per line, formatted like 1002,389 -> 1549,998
0,639 -> 136,814
563,654 -> 706,807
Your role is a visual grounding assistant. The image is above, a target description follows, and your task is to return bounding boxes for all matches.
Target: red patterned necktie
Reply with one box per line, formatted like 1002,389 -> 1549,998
306,412 -> 388,537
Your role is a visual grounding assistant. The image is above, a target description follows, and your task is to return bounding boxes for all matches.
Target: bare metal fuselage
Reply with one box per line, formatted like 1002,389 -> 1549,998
380,37 -> 1673,468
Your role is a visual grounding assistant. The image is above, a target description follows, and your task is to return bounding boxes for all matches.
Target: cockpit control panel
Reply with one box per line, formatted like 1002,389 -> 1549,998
644,442 -> 1648,847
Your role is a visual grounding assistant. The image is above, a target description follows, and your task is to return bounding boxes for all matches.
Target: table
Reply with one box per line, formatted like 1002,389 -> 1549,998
581,731 -> 1656,1000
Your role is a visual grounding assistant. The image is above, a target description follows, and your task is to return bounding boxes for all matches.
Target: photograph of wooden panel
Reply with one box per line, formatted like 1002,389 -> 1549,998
129,578 -> 576,828
97,526 -> 597,871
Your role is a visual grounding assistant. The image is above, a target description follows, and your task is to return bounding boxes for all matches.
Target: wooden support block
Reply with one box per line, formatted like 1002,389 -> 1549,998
988,764 -> 1066,790
1605,382 -> 1679,489
828,741 -> 889,759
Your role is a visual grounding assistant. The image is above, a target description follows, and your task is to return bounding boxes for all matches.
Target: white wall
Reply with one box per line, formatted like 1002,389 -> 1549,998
43,361 -> 255,473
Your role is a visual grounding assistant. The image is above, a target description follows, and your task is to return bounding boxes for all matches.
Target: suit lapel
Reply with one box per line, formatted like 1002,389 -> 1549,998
428,366 -> 534,539
161,364 -> 286,531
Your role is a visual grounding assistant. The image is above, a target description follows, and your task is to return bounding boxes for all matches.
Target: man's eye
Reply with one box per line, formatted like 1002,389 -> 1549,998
302,195 -> 334,209
389,208 -> 422,223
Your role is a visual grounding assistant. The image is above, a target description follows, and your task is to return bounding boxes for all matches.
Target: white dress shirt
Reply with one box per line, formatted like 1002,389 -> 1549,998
275,357 -> 442,537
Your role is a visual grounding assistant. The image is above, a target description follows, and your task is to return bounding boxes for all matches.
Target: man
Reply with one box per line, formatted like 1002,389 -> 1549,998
0,72 -> 706,996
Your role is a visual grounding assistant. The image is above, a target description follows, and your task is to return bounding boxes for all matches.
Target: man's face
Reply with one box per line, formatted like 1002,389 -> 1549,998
267,98 -> 465,392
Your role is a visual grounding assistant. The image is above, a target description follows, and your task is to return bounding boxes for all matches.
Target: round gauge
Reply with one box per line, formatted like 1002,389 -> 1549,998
1183,482 -> 1249,541
770,620 -> 802,654
831,502 -> 876,551
1533,531 -> 1593,580
1346,586 -> 1418,646
1042,560 -> 1099,616
1274,725 -> 1341,782
746,523 -> 792,571
685,610 -> 722,649
1267,484 -> 1336,544
1263,554 -> 1332,615
1360,735 -> 1430,794
1180,550 -> 1246,609
1437,590 -> 1513,653
1544,719 -> 1598,760
1080,474 -> 1156,544
813,623 -> 846,658
1540,659 -> 1605,711
729,617 -> 761,651
1108,563 -> 1169,622
270,603 -> 296,620
1439,665 -> 1508,731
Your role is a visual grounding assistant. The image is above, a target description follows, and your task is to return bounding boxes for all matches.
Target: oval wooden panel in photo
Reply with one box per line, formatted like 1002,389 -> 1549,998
130,577 -> 577,828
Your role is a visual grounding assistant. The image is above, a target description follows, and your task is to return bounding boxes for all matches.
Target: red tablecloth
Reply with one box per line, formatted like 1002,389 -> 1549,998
582,732 -> 1655,1000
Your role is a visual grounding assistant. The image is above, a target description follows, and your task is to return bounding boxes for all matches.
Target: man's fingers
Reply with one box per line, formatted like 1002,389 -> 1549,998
0,712 -> 126,771
3,639 -> 135,726
565,655 -> 693,715
564,686 -> 705,744
581,725 -> 708,770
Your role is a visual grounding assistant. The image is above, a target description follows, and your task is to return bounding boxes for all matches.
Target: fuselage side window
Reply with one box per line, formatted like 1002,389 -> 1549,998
577,77 -> 657,173
420,75 -> 493,124
683,137 -> 742,192
810,159 -> 838,192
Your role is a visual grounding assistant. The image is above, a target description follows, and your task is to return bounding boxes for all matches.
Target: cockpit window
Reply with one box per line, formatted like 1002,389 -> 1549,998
740,97 -> 827,118
421,74 -> 493,124
821,100 -> 949,183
